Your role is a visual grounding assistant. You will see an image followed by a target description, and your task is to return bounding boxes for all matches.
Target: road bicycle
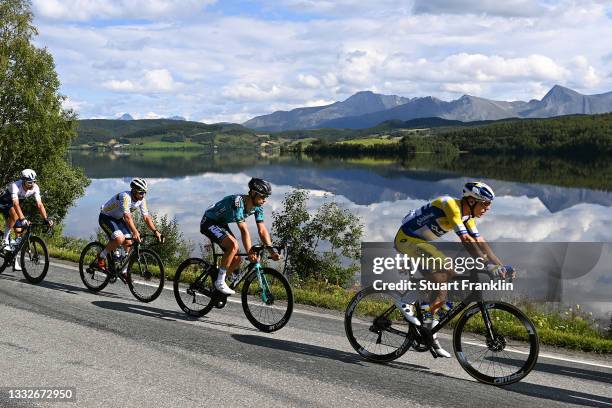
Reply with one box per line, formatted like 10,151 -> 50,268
344,268 -> 539,386
173,243 -> 293,332
78,234 -> 165,302
0,222 -> 52,283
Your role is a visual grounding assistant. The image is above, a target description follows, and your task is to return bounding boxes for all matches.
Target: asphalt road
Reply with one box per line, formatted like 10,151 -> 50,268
0,259 -> 610,408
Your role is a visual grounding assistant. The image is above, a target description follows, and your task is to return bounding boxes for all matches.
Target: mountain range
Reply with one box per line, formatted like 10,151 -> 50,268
243,85 -> 612,131
117,113 -> 186,121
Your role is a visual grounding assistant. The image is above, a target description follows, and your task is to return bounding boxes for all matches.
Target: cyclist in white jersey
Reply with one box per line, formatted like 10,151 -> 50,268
96,178 -> 162,275
0,169 -> 54,271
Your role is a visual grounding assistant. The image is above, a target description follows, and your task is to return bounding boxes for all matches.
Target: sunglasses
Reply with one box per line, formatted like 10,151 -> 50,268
134,190 -> 147,195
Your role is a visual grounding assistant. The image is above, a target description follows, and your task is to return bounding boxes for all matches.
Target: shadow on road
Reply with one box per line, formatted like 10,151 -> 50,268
92,300 -> 195,322
506,380 -> 612,407
232,334 -> 430,370
492,356 -> 612,385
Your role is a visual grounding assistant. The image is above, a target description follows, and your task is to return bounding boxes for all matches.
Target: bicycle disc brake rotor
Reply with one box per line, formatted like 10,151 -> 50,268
486,334 -> 507,352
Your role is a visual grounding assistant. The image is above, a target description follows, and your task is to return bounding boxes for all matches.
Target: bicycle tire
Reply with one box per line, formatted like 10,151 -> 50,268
173,258 -> 216,317
79,241 -> 111,292
344,286 -> 414,363
20,235 -> 49,283
454,302 -> 539,386
241,267 -> 293,332
127,248 -> 165,303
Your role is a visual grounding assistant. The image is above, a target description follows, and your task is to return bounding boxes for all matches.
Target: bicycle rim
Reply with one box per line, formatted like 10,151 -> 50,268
454,302 -> 539,385
241,267 -> 293,332
173,258 -> 215,317
344,287 -> 413,362
79,242 -> 111,292
20,236 -> 49,283
127,249 -> 164,302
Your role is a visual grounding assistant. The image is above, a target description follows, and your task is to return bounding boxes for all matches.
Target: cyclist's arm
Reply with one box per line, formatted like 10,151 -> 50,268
236,221 -> 253,255
256,222 -> 273,246
474,236 -> 503,265
36,201 -> 49,221
459,233 -> 488,260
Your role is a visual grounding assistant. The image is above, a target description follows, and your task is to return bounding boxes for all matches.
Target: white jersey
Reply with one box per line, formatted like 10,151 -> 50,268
100,191 -> 149,220
9,180 -> 42,203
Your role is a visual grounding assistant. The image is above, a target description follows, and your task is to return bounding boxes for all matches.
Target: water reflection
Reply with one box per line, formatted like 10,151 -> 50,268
63,170 -> 612,245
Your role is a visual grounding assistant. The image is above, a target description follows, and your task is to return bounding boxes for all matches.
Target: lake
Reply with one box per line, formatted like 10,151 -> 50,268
64,150 -> 612,245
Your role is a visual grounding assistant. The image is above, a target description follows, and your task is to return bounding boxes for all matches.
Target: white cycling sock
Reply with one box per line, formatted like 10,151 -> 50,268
3,227 -> 10,244
216,268 -> 227,284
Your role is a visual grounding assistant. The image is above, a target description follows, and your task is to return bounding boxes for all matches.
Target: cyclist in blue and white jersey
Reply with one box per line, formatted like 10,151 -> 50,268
200,178 -> 280,295
96,178 -> 162,275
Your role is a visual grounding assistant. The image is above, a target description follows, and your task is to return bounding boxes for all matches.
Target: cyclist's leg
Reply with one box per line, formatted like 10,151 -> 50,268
1,206 -> 13,246
395,229 -> 454,314
394,229 -> 453,357
98,214 -> 127,259
200,219 -> 237,294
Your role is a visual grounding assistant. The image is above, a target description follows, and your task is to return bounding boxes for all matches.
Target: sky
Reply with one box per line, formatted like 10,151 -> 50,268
31,0 -> 612,123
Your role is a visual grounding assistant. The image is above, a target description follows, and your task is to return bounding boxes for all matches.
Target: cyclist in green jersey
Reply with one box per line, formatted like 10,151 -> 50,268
200,178 -> 280,295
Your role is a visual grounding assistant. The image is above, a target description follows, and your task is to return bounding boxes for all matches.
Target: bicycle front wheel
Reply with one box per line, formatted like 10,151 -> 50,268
345,286 -> 413,362
79,242 -> 111,292
454,302 -> 539,386
173,258 -> 215,317
241,267 -> 293,332
20,235 -> 49,283
127,248 -> 165,303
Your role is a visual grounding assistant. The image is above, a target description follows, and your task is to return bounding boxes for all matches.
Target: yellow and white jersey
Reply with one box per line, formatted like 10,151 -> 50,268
100,191 -> 149,220
399,196 -> 479,241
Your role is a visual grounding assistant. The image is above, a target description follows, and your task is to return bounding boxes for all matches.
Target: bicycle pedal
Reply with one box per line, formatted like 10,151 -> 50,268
214,294 -> 228,309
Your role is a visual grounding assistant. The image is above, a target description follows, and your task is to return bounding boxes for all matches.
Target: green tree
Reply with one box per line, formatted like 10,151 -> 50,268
0,0 -> 89,221
272,189 -> 363,286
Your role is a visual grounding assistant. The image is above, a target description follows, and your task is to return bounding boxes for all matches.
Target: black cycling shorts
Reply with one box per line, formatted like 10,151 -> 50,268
200,217 -> 235,246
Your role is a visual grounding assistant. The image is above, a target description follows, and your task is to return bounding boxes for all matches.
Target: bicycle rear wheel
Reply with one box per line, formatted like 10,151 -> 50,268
454,302 -> 539,385
344,286 -> 413,362
20,235 -> 49,283
241,267 -> 293,332
79,241 -> 111,292
173,258 -> 215,317
127,248 -> 165,302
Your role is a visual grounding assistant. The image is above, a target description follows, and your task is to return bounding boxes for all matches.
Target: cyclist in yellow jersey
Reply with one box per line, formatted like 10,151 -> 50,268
395,181 -> 513,357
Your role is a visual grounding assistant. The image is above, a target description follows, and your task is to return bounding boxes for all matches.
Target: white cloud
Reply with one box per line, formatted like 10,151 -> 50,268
32,0 -> 216,21
34,0 -> 612,120
103,69 -> 180,93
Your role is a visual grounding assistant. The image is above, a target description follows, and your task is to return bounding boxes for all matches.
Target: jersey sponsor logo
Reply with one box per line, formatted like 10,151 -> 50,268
429,223 -> 444,236
234,195 -> 243,208
208,225 -> 225,238
415,212 -> 435,226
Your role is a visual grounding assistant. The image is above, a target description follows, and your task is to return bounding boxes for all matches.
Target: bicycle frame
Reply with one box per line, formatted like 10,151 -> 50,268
391,268 -> 502,340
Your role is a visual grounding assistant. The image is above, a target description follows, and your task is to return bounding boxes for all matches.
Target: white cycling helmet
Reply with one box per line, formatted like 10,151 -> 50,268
21,169 -> 37,182
463,181 -> 495,202
130,178 -> 147,192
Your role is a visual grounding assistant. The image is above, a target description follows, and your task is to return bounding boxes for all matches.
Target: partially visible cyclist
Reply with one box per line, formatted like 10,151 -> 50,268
200,177 -> 280,295
96,178 -> 162,278
394,181 -> 513,358
0,169 -> 54,271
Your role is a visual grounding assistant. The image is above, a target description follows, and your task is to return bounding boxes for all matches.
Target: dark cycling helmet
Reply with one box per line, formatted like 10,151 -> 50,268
21,169 -> 37,182
463,181 -> 495,202
248,178 -> 272,197
130,178 -> 148,192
